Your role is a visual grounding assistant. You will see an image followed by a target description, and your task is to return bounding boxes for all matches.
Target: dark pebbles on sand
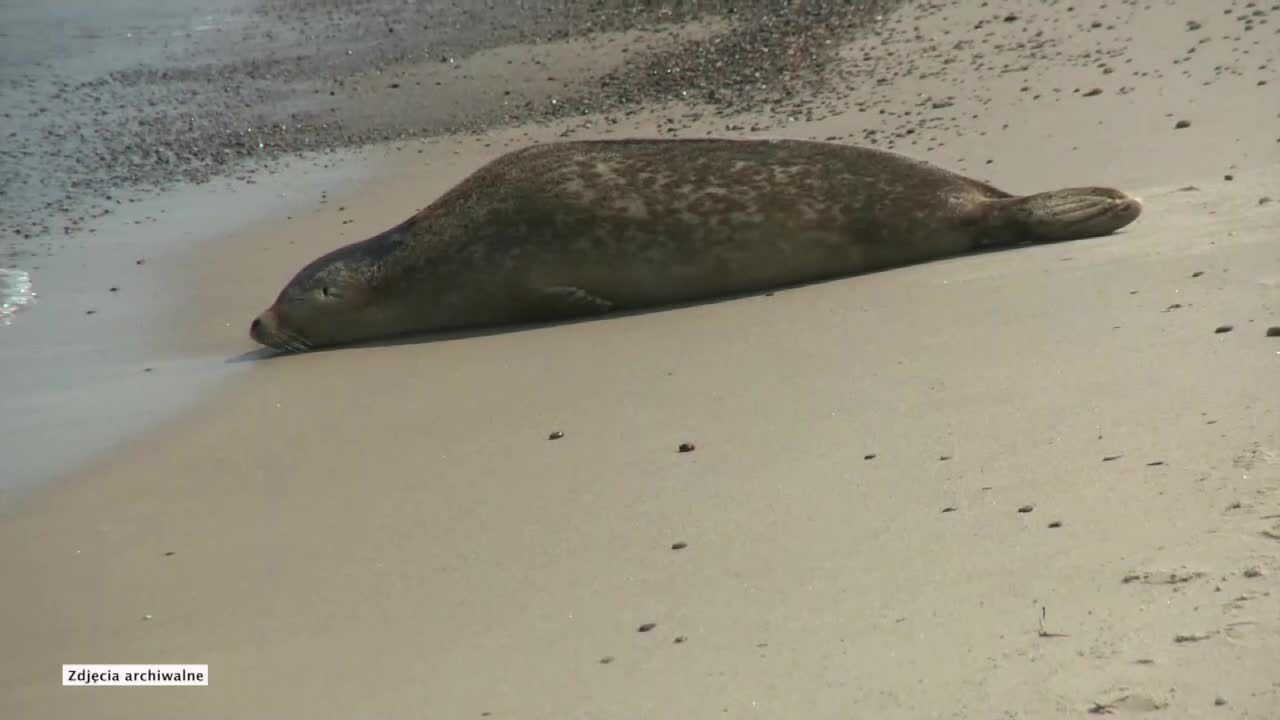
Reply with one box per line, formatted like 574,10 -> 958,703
3,0 -> 904,248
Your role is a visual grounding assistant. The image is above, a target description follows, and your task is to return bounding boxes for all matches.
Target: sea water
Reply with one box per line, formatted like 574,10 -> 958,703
0,270 -> 36,326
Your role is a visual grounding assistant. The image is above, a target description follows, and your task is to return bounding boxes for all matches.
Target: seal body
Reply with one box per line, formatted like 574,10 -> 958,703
251,138 -> 1142,351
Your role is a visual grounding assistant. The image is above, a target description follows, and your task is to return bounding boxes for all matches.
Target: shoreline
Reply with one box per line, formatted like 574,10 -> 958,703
1,1 -> 901,246
3,1 -> 1279,717
0,146 -> 388,502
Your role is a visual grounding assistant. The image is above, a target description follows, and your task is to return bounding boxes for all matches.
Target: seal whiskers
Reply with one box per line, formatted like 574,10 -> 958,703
250,310 -> 312,352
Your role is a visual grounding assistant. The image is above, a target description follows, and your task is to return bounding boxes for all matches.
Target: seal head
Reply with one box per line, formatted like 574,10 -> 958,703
250,225 -> 411,352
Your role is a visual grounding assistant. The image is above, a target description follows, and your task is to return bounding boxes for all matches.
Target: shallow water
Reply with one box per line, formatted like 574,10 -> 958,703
0,270 -> 36,326
0,0 -> 502,247
0,0 -> 258,247
0,0 -> 253,80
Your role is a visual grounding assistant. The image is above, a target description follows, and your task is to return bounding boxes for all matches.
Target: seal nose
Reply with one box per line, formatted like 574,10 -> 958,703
249,310 -> 274,345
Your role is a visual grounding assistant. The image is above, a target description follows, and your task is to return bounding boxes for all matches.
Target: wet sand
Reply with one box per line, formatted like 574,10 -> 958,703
3,0 -> 1279,718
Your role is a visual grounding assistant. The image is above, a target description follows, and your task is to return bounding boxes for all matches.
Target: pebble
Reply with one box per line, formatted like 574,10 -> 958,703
677,442 -> 695,453
1214,324 -> 1233,334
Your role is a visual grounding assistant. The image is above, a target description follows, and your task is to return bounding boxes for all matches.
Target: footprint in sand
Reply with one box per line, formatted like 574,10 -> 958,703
1120,567 -> 1207,586
1221,619 -> 1268,648
1223,591 -> 1264,613
1232,443 -> 1279,471
1261,521 -> 1280,542
1088,689 -> 1169,714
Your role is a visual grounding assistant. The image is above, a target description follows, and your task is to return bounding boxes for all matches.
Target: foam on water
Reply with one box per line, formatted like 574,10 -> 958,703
0,269 -> 36,325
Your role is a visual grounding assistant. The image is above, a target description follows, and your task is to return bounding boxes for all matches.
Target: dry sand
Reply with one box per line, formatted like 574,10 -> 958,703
3,1 -> 1279,717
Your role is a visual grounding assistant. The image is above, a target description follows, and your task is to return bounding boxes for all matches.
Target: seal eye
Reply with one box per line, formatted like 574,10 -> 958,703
321,287 -> 331,298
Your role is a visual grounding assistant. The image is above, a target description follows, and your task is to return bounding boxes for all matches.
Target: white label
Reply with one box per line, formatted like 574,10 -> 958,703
63,665 -> 208,686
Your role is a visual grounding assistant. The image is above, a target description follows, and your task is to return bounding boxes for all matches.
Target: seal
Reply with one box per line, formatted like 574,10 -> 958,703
250,138 -> 1142,352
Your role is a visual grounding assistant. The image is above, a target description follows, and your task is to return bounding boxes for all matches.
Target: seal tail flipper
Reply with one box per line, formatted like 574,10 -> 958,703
994,187 -> 1143,243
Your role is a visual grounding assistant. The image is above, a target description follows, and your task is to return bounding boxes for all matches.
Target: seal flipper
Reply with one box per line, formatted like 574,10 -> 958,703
529,285 -> 616,319
989,187 -> 1143,244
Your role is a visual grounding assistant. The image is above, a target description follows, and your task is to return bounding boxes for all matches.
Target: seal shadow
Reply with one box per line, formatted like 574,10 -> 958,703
227,230 -> 1136,363
228,288 -> 769,364
227,347 -> 282,364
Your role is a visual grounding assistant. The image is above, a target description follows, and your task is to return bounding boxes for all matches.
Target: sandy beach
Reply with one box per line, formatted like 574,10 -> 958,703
2,0 -> 1278,718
